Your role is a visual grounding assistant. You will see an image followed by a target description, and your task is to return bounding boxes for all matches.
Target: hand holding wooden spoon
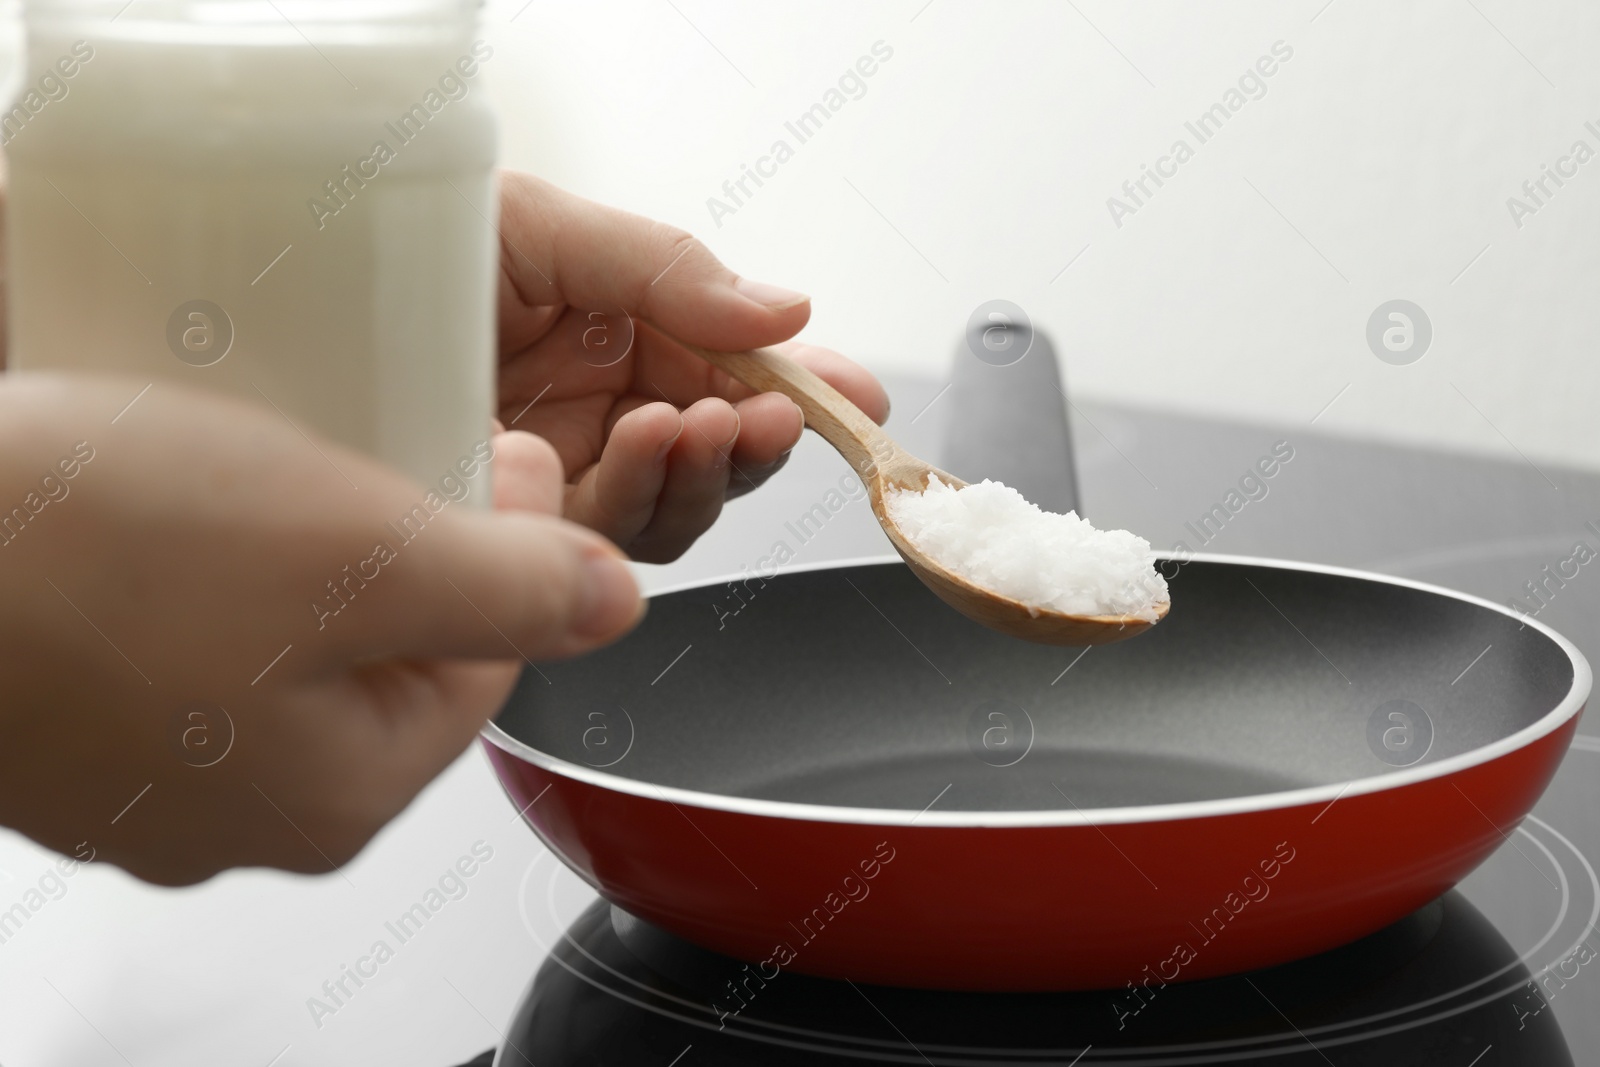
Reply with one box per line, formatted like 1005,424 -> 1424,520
675,341 -> 1169,646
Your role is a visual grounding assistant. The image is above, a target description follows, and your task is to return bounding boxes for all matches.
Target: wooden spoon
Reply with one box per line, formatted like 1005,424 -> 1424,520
678,341 -> 1169,646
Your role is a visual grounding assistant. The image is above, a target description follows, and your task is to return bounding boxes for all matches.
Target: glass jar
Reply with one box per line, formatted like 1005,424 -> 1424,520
0,2 -> 20,113
6,0 -> 499,501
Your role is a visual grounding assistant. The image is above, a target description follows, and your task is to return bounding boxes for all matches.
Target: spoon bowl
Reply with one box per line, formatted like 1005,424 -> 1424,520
678,340 -> 1168,645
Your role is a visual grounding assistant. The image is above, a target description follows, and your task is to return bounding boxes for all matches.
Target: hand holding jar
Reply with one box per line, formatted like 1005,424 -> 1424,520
0,178 -> 885,883
0,0 -> 886,881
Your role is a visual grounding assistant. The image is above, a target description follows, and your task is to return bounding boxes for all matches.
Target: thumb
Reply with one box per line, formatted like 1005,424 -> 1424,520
366,507 -> 645,664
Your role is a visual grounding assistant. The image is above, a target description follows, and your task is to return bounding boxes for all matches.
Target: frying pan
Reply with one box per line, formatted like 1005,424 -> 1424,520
483,551 -> 1588,991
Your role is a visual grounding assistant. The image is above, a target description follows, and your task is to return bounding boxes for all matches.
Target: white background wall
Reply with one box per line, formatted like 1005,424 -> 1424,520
487,0 -> 1600,471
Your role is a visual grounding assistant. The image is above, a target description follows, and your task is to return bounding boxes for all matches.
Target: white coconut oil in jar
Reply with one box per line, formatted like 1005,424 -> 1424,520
7,0 -> 499,500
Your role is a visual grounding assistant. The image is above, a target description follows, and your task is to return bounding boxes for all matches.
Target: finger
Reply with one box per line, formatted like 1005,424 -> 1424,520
351,657 -> 523,788
728,392 -> 805,467
629,397 -> 738,563
563,401 -> 684,545
771,341 -> 891,425
722,392 -> 802,497
635,329 -> 891,426
491,430 -> 565,515
350,508 -> 645,663
214,659 -> 525,879
511,318 -> 890,429
726,450 -> 792,502
498,172 -> 811,353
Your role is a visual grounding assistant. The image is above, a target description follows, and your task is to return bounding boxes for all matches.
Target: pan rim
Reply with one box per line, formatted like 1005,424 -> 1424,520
481,552 -> 1591,828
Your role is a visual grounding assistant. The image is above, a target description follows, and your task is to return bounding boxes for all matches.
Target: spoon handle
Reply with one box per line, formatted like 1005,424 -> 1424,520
675,341 -> 898,478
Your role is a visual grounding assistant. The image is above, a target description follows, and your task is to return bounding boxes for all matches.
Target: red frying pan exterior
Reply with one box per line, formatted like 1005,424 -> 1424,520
483,556 -> 1589,991
483,711 -> 1579,991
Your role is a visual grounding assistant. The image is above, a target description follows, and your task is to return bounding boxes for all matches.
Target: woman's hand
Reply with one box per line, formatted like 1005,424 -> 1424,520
0,176 -> 887,886
0,375 -> 641,885
493,173 -> 889,563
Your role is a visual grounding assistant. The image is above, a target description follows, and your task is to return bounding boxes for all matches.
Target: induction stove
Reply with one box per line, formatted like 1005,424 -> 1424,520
453,325 -> 1600,1066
